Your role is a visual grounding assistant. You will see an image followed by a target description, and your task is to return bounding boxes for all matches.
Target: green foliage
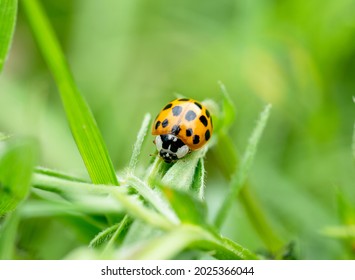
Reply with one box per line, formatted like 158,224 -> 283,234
0,0 -> 17,73
214,104 -> 272,229
0,0 -> 354,260
22,0 -> 118,185
0,138 -> 37,215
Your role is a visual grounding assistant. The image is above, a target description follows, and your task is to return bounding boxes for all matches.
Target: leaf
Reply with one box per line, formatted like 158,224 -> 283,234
0,138 -> 37,215
161,147 -> 207,192
190,158 -> 205,200
0,210 -> 19,259
219,81 -> 237,130
214,104 -> 272,229
126,224 -> 259,260
0,0 -> 17,73
128,113 -> 151,172
161,186 -> 207,225
22,0 -> 118,186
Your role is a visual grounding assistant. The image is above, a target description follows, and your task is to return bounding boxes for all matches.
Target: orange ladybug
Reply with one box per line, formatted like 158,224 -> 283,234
152,98 -> 213,163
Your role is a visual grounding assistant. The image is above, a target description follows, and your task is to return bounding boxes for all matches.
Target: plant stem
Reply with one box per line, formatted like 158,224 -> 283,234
215,104 -> 272,228
212,123 -> 283,253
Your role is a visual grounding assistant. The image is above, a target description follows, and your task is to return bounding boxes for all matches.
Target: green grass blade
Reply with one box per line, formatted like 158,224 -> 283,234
214,104 -> 272,229
22,0 -> 118,185
0,138 -> 37,215
0,0 -> 17,73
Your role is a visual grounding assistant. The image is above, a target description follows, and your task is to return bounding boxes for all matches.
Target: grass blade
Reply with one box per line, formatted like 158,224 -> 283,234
0,0 -> 17,73
22,0 -> 118,185
214,104 -> 272,229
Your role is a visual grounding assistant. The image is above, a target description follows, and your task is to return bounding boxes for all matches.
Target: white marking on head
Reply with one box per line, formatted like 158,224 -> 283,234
155,136 -> 163,152
176,145 -> 189,159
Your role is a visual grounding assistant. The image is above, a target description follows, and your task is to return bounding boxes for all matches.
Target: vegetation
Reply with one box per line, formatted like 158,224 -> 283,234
0,0 -> 354,259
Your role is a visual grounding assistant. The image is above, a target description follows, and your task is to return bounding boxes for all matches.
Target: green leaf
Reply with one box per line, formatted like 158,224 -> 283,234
127,224 -> 259,260
22,0 -> 118,186
190,158 -> 205,200
89,223 -> 120,248
161,186 -> 207,225
214,104 -> 272,229
0,138 -> 37,215
219,81 -> 237,131
161,147 -> 207,192
32,172 -> 174,231
0,210 -> 19,259
0,0 -> 17,73
128,113 -> 151,173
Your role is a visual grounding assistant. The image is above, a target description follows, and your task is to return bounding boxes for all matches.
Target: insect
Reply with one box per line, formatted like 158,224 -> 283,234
152,98 -> 213,163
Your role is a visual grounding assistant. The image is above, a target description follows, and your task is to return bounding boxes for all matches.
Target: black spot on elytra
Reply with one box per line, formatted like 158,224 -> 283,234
185,110 -> 196,121
205,109 -> 210,118
163,103 -> 172,110
171,125 -> 181,135
172,106 -> 182,116
162,119 -> 169,128
186,128 -> 193,137
194,102 -> 202,109
193,135 -> 200,144
155,121 -> 161,129
178,98 -> 190,101
199,115 -> 208,127
205,130 -> 210,141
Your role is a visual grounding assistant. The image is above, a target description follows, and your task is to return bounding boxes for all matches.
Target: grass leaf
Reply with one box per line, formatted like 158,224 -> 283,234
0,138 -> 37,215
0,0 -> 17,73
22,0 -> 118,185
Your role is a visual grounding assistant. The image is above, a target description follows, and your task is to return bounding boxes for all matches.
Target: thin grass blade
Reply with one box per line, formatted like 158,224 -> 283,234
0,0 -> 17,73
22,0 -> 118,185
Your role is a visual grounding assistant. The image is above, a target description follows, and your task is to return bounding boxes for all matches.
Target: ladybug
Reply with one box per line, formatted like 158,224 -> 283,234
152,98 -> 213,163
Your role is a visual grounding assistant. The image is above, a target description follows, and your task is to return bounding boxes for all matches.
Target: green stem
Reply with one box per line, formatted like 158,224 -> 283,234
102,215 -> 132,254
239,186 -> 283,251
212,130 -> 283,253
131,224 -> 259,260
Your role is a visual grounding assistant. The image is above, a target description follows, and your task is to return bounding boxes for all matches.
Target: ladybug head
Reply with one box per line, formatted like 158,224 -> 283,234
154,134 -> 189,163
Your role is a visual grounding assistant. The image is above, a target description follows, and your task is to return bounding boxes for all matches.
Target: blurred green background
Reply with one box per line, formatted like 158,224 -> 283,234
0,0 -> 354,259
